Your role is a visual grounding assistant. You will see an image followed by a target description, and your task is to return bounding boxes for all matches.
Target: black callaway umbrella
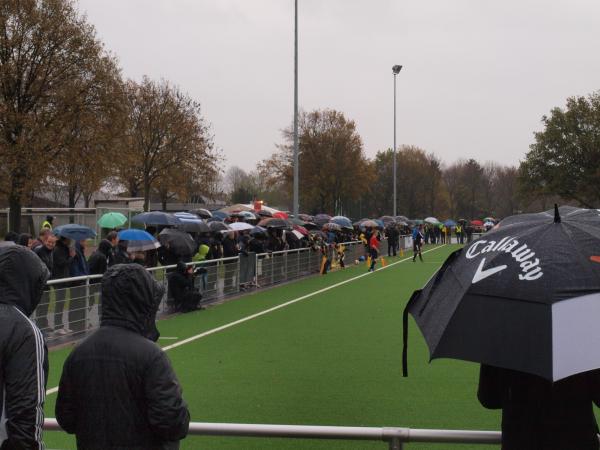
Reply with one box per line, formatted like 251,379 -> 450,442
403,205 -> 600,382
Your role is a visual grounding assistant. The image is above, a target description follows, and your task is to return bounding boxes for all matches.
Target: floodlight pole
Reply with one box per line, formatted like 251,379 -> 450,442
392,65 -> 402,217
293,0 -> 299,217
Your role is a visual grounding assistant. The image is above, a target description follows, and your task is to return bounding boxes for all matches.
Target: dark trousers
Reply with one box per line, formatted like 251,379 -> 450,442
69,283 -> 88,333
369,249 -> 378,271
388,241 -> 397,257
413,242 -> 423,261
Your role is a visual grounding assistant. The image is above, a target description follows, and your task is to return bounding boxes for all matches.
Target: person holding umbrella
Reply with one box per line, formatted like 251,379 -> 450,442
478,364 -> 600,450
403,205 -> 600,450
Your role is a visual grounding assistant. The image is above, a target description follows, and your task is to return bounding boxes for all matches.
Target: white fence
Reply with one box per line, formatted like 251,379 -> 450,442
34,237 -> 417,343
42,418 -> 501,448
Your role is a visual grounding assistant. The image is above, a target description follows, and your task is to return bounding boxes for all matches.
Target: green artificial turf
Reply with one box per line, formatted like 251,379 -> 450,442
43,244 -> 505,450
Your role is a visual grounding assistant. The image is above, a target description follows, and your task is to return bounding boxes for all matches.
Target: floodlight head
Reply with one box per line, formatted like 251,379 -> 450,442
392,65 -> 403,75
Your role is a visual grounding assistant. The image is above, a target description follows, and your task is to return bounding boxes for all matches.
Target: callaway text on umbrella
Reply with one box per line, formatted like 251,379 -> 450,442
403,205 -> 600,382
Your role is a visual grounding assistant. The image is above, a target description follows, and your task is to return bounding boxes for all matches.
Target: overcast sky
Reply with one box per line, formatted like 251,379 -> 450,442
78,0 -> 600,172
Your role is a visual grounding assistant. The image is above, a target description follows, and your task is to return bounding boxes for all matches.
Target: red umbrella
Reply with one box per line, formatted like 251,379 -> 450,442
293,225 -> 309,236
273,211 -> 289,219
471,219 -> 484,226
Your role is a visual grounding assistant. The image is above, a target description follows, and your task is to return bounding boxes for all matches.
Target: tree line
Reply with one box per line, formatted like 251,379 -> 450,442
0,0 -> 221,231
226,109 -> 525,220
227,93 -> 600,220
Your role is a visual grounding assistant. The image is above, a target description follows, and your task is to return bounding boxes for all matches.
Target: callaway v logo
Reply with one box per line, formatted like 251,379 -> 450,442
472,258 -> 508,283
465,236 -> 543,282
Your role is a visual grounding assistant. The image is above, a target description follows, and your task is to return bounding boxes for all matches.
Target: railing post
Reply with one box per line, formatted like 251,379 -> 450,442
236,257 -> 240,294
85,276 -> 90,330
389,437 -> 403,450
255,252 -> 259,287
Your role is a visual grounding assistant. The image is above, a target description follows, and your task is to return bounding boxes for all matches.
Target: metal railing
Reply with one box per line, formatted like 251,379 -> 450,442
32,237 -> 416,342
42,418 -> 501,448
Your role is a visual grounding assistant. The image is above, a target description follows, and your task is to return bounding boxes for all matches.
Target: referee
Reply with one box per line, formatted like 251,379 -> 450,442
412,224 -> 424,262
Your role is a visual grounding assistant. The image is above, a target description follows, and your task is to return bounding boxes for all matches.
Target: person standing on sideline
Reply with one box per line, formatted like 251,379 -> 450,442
478,364 -> 600,450
56,264 -> 190,449
34,232 -> 56,332
41,215 -> 54,231
68,239 -> 90,334
0,245 -> 50,450
105,231 -> 119,266
412,224 -> 424,262
52,236 -> 75,334
88,239 -> 113,276
456,223 -> 463,244
387,226 -> 398,257
368,231 -> 380,272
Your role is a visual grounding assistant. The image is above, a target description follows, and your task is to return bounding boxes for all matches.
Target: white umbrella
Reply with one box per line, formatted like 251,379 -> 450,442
228,222 -> 255,231
424,217 -> 440,224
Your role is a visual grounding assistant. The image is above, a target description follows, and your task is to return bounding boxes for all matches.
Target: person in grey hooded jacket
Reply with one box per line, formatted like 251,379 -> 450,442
0,244 -> 50,450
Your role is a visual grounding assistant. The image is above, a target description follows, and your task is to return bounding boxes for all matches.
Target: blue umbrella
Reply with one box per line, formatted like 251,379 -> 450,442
173,212 -> 209,232
444,219 -> 457,227
174,211 -> 200,220
131,212 -> 182,226
117,229 -> 160,252
211,211 -> 229,221
249,226 -> 268,236
53,224 -> 96,241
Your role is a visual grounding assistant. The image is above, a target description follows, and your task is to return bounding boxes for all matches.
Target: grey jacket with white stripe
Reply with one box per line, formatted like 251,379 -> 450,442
0,244 -> 50,450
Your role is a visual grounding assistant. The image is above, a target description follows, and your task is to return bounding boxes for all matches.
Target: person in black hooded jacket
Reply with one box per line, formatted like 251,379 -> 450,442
55,264 -> 190,450
0,244 -> 50,450
88,239 -> 113,276
168,262 -> 202,313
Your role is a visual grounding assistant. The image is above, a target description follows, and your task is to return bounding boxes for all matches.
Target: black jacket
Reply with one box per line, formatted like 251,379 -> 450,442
222,236 -> 239,258
0,245 -> 50,450
478,364 -> 600,450
52,239 -> 73,280
55,265 -> 190,450
34,244 -> 53,275
88,240 -> 113,276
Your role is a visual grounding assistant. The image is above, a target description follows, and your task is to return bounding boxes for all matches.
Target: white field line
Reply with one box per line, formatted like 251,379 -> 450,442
46,244 -> 447,396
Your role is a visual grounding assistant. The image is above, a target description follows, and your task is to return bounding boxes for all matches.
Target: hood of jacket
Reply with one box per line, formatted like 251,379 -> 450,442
0,245 -> 50,316
97,239 -> 113,257
100,264 -> 164,340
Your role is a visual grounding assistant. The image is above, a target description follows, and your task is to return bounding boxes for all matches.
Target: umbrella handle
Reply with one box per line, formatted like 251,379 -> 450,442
402,291 -> 420,377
